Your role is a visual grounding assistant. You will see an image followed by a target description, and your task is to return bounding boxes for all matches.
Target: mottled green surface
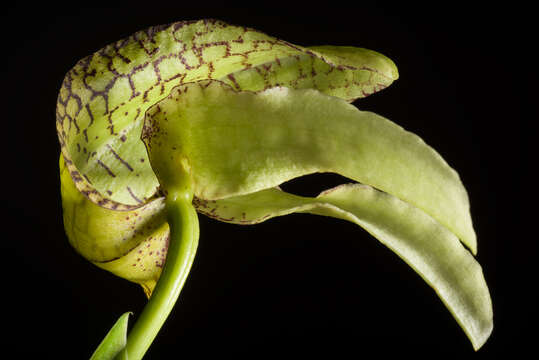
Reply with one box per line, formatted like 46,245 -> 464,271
60,156 -> 168,297
57,18 -> 492,354
57,19 -> 397,210
141,80 -> 490,349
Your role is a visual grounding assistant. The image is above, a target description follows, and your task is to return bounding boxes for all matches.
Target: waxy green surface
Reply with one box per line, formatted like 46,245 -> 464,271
142,80 -> 475,253
60,156 -> 169,297
57,18 -> 492,355
57,19 -> 397,210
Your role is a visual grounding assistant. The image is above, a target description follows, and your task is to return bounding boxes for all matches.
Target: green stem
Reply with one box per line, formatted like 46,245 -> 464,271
116,190 -> 199,360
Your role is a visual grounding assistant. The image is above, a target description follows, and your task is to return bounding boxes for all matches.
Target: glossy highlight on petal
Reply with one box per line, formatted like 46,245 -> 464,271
142,80 -> 475,253
194,185 -> 493,349
56,19 -> 492,357
57,19 -> 397,210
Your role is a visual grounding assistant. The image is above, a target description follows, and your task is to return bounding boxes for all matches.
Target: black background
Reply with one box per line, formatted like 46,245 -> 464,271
1,3 -> 532,359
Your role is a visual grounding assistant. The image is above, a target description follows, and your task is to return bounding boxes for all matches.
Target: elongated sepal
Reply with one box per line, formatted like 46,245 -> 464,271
142,79 -> 475,253
194,185 -> 493,350
141,79 -> 490,349
56,19 -> 492,353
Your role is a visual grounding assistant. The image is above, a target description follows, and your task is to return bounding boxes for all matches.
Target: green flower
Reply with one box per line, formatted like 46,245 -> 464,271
57,19 -> 492,359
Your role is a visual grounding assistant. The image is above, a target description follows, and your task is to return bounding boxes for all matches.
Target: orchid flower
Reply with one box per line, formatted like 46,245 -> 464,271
56,19 -> 492,359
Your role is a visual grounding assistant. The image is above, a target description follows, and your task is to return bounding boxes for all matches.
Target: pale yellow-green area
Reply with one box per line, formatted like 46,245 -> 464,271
194,185 -> 492,350
138,79 -> 491,349
57,19 -> 492,351
143,80 -> 475,253
60,156 -> 167,297
56,19 -> 397,209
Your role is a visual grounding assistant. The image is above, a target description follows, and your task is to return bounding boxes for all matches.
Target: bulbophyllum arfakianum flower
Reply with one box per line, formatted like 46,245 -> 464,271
56,19 -> 492,359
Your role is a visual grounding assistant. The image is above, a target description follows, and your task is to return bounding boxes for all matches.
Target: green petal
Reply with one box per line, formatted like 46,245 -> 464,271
194,185 -> 493,350
60,155 -> 168,297
90,312 -> 131,360
57,19 -> 397,209
142,80 -> 476,253
307,45 -> 399,98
